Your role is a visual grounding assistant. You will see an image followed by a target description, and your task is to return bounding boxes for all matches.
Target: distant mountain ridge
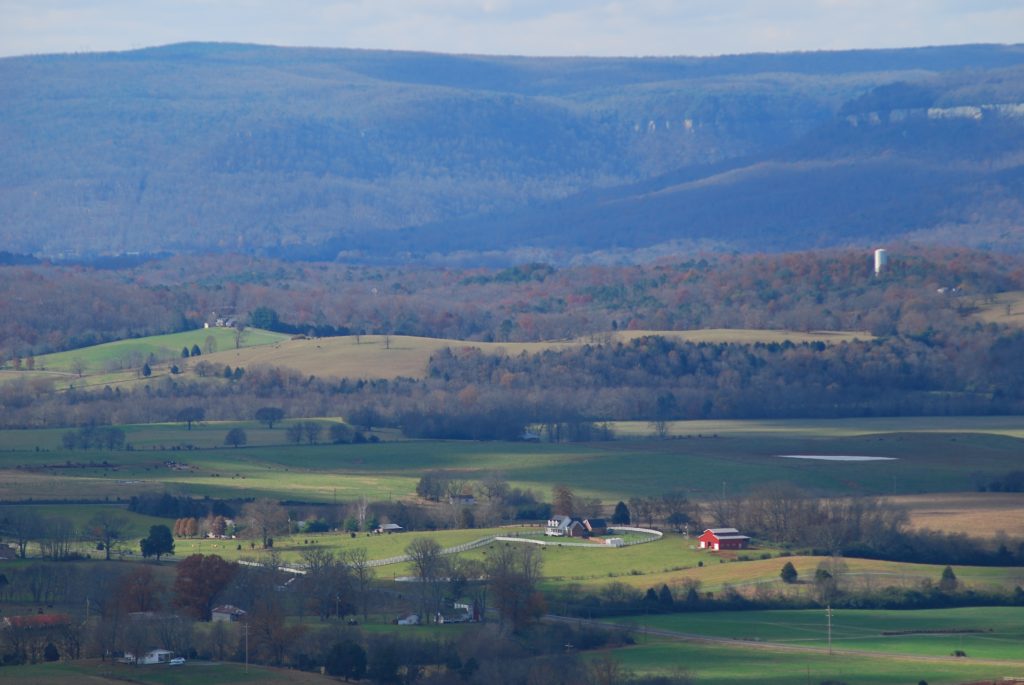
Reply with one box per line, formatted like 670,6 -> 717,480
2,42 -> 1023,262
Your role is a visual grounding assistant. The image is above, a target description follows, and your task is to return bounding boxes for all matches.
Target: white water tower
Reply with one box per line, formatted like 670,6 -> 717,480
874,248 -> 888,276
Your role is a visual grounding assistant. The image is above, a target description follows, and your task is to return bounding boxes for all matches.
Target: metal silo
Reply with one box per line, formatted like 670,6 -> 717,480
874,248 -> 888,275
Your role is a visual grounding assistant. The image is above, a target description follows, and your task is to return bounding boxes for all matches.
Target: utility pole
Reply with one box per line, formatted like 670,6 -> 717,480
827,605 -> 832,656
243,621 -> 249,673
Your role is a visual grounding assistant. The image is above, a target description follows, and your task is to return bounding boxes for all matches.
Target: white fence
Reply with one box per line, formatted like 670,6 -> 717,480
605,526 -> 663,546
366,535 -> 497,568
239,528 -> 662,571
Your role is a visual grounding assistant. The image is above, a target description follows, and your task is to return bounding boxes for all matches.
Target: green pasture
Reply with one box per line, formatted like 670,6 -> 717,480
442,534 -> 703,586
604,637 -> 1020,685
611,414 -> 1024,439
0,659 -> 325,684
3,418 -> 1024,503
30,327 -> 287,375
615,606 -> 1024,661
608,553 -> 1024,595
174,527 -> 518,565
0,503 -> 169,538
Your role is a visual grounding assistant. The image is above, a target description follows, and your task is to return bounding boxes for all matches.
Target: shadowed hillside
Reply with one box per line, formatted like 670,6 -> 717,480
2,42 -> 1024,261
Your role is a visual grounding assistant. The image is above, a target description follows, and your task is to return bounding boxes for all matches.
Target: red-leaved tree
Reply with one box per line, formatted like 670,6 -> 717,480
172,554 -> 237,621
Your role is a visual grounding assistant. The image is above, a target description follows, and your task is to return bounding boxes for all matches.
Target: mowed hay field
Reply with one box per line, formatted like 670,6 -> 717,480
2,417 -> 1024,502
974,289 -> 1024,328
893,492 -> 1024,538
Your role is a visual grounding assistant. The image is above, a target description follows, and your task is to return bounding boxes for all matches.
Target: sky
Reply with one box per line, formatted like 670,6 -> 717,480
1,1 -> 1022,59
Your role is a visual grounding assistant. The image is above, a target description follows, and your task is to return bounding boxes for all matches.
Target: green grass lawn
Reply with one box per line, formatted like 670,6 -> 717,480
444,533 -> 702,586
614,606 -> 1024,660
175,526 -> 524,565
603,637 -> 1021,685
30,327 -> 288,375
1,503 -> 169,538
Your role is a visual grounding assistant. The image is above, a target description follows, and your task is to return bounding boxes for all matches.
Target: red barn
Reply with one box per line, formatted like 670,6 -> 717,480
698,528 -> 750,551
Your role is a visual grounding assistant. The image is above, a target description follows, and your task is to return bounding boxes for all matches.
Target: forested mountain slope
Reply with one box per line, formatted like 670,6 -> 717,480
2,42 -> 1024,260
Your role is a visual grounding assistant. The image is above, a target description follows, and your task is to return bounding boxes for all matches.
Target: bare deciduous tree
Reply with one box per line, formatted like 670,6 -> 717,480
346,547 -> 375,621
405,538 -> 446,623
486,542 -> 544,633
87,510 -> 129,561
243,499 -> 289,549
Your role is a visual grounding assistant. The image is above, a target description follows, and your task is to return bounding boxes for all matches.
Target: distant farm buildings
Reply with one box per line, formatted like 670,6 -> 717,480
698,527 -> 750,551
122,649 -> 175,665
545,515 -> 608,538
211,605 -> 247,623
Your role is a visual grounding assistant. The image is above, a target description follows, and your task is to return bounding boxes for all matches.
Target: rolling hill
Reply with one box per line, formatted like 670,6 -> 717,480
195,329 -> 871,380
2,42 -> 1024,261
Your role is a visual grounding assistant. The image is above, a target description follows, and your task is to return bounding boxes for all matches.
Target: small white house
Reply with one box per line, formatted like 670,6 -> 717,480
123,649 -> 174,665
397,614 -> 420,625
211,605 -> 247,623
545,515 -> 575,536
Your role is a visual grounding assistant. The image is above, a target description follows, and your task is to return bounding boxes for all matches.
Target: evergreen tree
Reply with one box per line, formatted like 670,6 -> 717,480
190,344 -> 202,356
176,406 -> 205,430
140,524 -> 175,561
658,584 -> 674,608
611,500 -> 631,525
255,407 -> 285,429
939,565 -> 958,592
249,306 -> 281,331
780,561 -> 799,584
224,428 -> 247,448
325,640 -> 367,680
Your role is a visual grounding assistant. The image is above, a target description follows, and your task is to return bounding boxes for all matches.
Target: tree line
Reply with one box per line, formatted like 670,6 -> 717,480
6,325 -> 1022,431
2,246 -> 1020,362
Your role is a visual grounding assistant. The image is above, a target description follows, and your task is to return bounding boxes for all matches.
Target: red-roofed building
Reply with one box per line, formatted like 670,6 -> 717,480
3,614 -> 70,630
2,613 -> 73,664
698,528 -> 750,551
